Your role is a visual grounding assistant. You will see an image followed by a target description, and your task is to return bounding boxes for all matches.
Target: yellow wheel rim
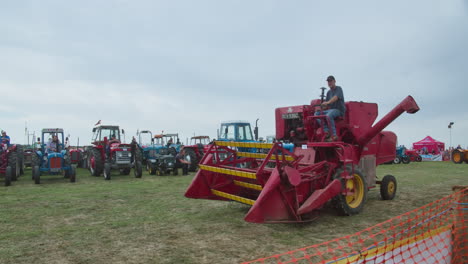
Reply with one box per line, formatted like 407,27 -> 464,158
453,153 -> 461,163
387,181 -> 395,195
345,173 -> 365,208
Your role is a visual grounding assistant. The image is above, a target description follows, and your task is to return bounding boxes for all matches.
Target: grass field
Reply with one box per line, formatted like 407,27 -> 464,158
0,162 -> 466,264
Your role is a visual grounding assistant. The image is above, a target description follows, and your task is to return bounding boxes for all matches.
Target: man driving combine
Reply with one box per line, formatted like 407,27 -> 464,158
314,75 -> 346,141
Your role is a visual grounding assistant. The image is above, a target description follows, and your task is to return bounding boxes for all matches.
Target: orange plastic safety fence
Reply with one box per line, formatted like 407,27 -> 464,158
243,188 -> 468,264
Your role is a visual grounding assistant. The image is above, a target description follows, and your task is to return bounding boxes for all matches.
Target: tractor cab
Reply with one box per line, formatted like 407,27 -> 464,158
162,133 -> 182,153
137,130 -> 153,148
92,125 -> 121,145
190,136 -> 210,145
218,121 -> 255,142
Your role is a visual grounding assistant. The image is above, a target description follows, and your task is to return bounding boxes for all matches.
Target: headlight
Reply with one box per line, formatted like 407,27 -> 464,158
128,153 -> 132,157
117,152 -> 122,158
168,162 -> 173,166
43,156 -> 47,161
64,154 -> 68,160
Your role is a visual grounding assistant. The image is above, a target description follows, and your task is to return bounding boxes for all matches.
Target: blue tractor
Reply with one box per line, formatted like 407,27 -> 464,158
393,145 -> 410,164
137,130 -> 177,175
32,128 -> 76,184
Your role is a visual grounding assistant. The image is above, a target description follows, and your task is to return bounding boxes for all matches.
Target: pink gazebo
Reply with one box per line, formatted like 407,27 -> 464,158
412,136 -> 445,154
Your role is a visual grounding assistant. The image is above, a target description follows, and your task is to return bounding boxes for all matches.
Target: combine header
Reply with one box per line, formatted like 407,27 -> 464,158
185,96 -> 420,223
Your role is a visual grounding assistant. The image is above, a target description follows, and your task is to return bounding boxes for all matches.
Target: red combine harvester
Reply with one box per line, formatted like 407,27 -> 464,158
185,96 -> 419,223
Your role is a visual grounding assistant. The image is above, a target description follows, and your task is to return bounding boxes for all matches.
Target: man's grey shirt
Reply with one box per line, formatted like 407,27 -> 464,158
326,86 -> 346,115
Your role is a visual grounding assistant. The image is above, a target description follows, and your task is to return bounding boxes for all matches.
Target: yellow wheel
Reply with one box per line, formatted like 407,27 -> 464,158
380,175 -> 397,200
333,166 -> 368,215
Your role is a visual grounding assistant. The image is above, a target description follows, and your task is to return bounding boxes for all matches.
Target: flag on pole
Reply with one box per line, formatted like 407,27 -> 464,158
95,120 -> 101,126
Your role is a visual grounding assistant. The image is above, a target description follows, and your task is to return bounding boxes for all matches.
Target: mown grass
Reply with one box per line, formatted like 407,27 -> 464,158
0,162 -> 466,264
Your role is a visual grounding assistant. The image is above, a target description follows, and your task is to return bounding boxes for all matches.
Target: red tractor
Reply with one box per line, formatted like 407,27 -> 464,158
87,125 -> 142,180
0,143 -> 18,186
183,136 -> 211,172
405,149 -> 422,162
186,96 -> 419,223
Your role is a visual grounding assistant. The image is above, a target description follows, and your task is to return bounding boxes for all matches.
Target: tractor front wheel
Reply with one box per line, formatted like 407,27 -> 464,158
451,150 -> 464,164
416,155 -> 422,162
104,163 -> 111,180
134,161 -> 142,178
89,148 -> 103,176
120,168 -> 131,175
149,163 -> 156,175
393,157 -> 401,164
401,156 -> 410,164
380,175 -> 397,200
33,166 -> 40,184
70,165 -> 76,183
333,166 -> 367,216
5,166 -> 12,186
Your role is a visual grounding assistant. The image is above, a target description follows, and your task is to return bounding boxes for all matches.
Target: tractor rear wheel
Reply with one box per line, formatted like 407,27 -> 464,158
168,147 -> 177,156
33,166 -> 40,184
184,148 -> 198,172
134,161 -> 142,178
393,157 -> 401,164
5,166 -> 12,186
401,156 -> 410,164
89,148 -> 103,176
380,175 -> 397,200
70,165 -> 76,183
17,145 -> 24,175
451,150 -> 464,164
333,166 -> 367,216
8,151 -> 18,181
104,163 -> 111,180
416,155 -> 422,162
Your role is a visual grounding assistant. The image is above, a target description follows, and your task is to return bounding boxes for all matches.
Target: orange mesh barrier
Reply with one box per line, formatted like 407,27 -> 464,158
243,187 -> 468,264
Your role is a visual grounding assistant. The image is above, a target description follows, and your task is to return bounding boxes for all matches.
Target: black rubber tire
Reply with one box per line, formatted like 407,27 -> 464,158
70,165 -> 76,183
134,161 -> 142,178
184,148 -> 198,172
393,157 -> 401,164
380,175 -> 397,200
135,147 -> 143,164
149,163 -> 156,175
5,166 -> 12,186
120,168 -> 131,175
332,165 -> 368,216
104,163 -> 111,180
31,154 -> 40,180
89,148 -> 103,176
33,166 -> 40,184
168,147 -> 177,156
17,145 -> 25,175
451,150 -> 464,164
156,167 -> 164,176
173,168 -> 178,176
416,155 -> 422,162
401,156 -> 410,164
8,151 -> 18,181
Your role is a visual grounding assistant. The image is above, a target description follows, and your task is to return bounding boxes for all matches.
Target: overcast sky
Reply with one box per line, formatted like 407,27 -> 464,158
1,0 -> 467,148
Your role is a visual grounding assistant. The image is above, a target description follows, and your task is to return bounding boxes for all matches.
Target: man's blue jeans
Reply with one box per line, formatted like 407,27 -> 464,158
314,109 -> 343,136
